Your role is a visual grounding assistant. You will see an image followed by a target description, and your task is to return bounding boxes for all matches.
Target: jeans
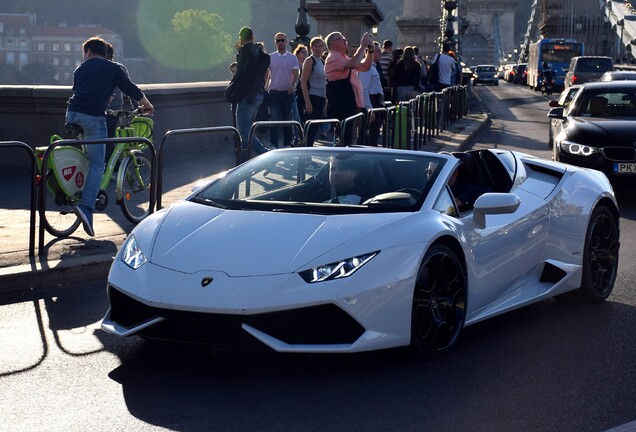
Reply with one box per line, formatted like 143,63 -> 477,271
66,111 -> 106,211
236,90 -> 268,155
268,90 -> 294,147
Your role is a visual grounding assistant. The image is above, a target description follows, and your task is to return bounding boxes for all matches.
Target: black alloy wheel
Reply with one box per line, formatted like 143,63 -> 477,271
578,206 -> 619,302
411,244 -> 467,358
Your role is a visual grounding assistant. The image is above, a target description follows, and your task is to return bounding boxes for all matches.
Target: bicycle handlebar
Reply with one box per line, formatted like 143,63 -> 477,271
105,107 -> 148,118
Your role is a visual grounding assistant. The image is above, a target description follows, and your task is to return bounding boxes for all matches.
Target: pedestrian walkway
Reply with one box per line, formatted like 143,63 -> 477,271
0,102 -> 489,295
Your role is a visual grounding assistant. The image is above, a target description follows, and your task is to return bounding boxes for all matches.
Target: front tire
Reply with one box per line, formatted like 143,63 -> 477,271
411,245 -> 467,359
118,152 -> 152,224
577,206 -> 619,302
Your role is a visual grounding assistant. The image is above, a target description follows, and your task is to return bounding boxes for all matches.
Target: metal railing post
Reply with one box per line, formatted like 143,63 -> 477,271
0,141 -> 37,257
247,120 -> 303,158
340,112 -> 366,146
365,107 -> 388,147
156,126 -> 240,210
302,118 -> 341,146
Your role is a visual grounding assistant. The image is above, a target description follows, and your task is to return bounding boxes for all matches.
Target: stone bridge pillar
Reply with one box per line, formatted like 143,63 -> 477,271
463,0 -> 519,65
396,0 -> 441,55
307,0 -> 384,43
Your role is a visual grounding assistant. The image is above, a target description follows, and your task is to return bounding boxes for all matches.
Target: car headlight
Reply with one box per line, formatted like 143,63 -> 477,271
559,140 -> 599,156
299,252 -> 378,283
121,235 -> 147,270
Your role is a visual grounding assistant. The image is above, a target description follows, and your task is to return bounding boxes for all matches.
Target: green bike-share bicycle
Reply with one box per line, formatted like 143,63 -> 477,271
36,108 -> 153,237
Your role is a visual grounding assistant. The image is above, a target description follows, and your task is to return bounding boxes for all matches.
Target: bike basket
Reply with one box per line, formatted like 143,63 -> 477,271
131,117 -> 153,141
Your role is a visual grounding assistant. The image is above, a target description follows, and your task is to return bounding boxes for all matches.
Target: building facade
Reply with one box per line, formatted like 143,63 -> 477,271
0,13 -> 122,84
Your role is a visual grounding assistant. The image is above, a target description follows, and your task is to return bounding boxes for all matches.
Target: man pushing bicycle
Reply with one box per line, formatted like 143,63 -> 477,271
66,36 -> 154,237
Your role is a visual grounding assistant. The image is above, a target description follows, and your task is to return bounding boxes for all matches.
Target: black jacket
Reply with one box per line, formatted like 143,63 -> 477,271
235,42 -> 269,102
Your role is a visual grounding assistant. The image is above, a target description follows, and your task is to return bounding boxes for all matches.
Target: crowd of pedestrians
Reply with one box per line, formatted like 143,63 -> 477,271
228,26 -> 465,154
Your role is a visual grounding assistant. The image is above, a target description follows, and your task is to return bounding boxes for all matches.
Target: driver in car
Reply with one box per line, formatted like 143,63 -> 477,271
324,156 -> 363,204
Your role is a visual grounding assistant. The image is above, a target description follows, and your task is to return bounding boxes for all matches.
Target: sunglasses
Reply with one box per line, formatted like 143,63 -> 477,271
275,39 -> 286,43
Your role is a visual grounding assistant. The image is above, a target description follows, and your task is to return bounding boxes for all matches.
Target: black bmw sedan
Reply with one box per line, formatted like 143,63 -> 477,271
548,81 -> 636,184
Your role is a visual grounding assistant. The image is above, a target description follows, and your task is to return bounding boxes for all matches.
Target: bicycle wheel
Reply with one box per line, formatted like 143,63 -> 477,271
119,152 -> 152,224
41,176 -> 81,237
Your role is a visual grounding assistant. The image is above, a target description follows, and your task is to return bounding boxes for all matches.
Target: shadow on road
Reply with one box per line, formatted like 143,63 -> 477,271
101,297 -> 636,432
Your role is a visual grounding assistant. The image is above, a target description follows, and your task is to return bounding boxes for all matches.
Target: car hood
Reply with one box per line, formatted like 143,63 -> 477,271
148,200 -> 406,276
569,117 -> 636,145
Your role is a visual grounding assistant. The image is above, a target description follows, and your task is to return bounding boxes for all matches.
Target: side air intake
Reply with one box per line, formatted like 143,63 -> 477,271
539,262 -> 567,283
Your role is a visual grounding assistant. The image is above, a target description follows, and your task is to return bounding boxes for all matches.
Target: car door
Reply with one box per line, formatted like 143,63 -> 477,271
433,152 -> 551,314
458,189 -> 550,313
449,151 -> 550,314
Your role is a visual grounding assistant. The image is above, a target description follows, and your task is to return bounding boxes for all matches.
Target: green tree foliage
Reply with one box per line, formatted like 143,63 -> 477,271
159,9 -> 233,70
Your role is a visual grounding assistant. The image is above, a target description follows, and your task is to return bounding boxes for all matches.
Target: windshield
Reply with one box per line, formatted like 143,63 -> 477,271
577,58 -> 613,73
542,43 -> 583,63
572,89 -> 636,117
476,66 -> 496,72
192,148 -> 446,214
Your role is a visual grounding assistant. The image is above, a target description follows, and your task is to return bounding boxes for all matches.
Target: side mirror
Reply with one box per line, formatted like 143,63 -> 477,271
472,193 -> 521,229
549,100 -> 561,108
547,107 -> 565,119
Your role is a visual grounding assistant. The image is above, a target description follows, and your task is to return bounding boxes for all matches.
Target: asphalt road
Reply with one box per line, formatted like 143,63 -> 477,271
1,83 -> 635,432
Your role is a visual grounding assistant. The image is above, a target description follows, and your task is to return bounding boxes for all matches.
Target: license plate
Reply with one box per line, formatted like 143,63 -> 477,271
614,163 -> 636,173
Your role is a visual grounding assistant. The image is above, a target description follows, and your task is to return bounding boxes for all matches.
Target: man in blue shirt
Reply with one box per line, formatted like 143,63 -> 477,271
66,36 -> 154,237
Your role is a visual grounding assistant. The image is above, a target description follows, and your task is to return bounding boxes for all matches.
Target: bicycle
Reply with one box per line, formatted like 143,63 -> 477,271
35,108 -> 154,237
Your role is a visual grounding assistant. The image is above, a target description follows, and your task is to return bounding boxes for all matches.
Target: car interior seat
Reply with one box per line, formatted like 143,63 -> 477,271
477,150 -> 513,193
451,151 -> 478,185
451,151 -> 493,210
587,96 -> 608,116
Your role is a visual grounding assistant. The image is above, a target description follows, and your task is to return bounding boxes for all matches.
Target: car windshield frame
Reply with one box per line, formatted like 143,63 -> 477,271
191,148 -> 447,215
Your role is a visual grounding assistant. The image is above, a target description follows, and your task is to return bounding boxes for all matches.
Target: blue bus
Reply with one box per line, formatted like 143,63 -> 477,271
527,39 -> 584,89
